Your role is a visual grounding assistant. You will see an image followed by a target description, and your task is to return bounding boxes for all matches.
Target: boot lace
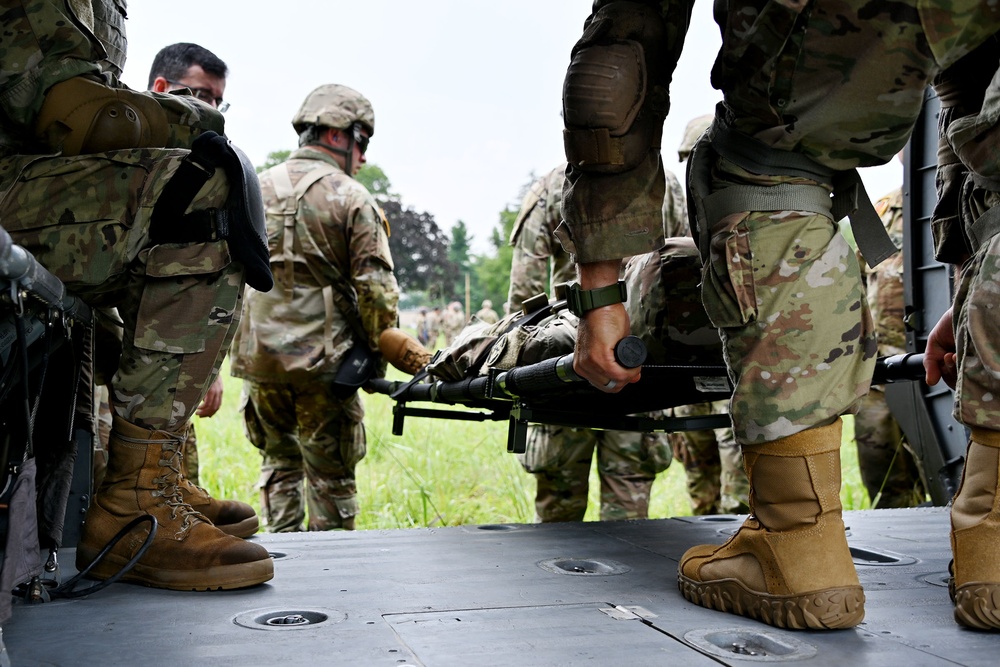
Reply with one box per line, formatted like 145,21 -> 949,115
155,440 -> 200,536
119,430 -> 200,537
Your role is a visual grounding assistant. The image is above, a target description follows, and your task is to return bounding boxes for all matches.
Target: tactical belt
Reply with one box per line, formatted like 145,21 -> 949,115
706,125 -> 897,268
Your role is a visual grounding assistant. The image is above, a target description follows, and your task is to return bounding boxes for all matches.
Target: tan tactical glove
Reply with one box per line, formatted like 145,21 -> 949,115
379,328 -> 432,376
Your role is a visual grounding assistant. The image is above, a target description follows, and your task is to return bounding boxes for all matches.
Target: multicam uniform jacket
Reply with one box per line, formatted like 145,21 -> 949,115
231,148 -> 399,384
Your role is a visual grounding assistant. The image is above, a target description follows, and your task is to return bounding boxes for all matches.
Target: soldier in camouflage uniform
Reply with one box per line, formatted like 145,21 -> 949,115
230,84 -> 400,533
443,301 -> 466,344
88,42 -> 249,512
475,299 -> 499,324
0,0 -> 272,590
670,399 -> 748,515
147,42 -> 230,487
668,115 -> 750,516
507,163 -> 677,522
560,0 -> 1000,630
427,305 -> 444,347
855,184 -> 927,508
415,307 -> 432,345
507,165 -> 576,314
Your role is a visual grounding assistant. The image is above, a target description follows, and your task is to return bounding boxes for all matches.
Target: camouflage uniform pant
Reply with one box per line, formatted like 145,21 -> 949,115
954,190 -> 1000,433
241,380 -> 366,532
671,401 -> 749,515
854,388 -> 926,508
699,161 -> 877,445
0,149 -> 242,433
517,422 -> 672,522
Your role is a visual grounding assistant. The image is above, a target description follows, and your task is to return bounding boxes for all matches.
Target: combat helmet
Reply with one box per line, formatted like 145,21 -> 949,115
677,114 -> 713,162
292,84 -> 375,136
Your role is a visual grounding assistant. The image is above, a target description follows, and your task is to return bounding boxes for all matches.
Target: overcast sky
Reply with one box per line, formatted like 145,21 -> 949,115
120,1 -> 901,253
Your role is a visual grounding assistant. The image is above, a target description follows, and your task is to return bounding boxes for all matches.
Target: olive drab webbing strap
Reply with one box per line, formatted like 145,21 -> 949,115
268,162 -> 370,355
701,182 -> 836,231
967,173 -> 1000,252
830,169 -> 898,267
708,125 -> 898,269
685,127 -> 714,262
268,162 -> 332,297
269,162 -> 337,358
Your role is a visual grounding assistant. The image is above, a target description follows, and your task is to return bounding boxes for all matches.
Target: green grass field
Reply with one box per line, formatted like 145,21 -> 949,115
195,364 -> 874,531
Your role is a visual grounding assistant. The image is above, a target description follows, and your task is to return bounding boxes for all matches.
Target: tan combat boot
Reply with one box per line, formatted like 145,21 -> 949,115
178,478 -> 260,539
76,416 -> 273,590
678,419 -> 865,629
950,428 -> 1000,630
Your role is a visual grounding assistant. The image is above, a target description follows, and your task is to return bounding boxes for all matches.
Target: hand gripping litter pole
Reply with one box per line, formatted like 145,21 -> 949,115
496,335 -> 647,397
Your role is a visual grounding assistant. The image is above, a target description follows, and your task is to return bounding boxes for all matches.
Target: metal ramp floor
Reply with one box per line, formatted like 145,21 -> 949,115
6,507 -> 999,666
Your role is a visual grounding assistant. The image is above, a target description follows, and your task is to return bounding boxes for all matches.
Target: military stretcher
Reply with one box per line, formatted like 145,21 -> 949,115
367,315 -> 929,457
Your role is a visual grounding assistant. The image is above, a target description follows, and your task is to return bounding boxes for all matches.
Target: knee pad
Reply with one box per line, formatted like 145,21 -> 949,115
562,1 -> 676,173
35,76 -> 170,155
35,76 -> 226,156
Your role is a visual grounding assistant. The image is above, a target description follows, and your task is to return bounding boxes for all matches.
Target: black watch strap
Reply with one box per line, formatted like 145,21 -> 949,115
565,281 -> 628,316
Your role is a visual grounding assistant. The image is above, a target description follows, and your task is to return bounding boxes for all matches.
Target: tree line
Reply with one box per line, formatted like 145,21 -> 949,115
258,150 -> 520,314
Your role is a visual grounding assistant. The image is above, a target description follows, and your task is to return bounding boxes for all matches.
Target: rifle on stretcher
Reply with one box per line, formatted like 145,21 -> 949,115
367,334 -> 929,455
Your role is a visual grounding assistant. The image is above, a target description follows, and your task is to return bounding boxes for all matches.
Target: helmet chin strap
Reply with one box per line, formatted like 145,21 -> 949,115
317,128 -> 357,173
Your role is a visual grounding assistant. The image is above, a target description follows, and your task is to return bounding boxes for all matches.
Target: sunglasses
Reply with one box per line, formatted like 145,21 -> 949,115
352,123 -> 370,154
166,80 -> 229,112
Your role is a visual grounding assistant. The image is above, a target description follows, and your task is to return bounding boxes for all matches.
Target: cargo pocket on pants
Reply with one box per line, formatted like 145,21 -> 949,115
702,218 -> 758,329
240,384 -> 266,450
339,395 -> 367,470
133,240 -> 234,353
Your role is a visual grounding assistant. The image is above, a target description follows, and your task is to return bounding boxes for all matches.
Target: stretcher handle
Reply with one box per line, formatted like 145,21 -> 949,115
496,335 -> 647,397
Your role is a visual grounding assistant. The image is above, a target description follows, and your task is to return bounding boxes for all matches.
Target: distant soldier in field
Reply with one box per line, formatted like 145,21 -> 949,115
475,299 -> 499,324
231,84 -> 400,532
443,301 -> 466,344
415,307 -> 432,345
427,305 -> 444,347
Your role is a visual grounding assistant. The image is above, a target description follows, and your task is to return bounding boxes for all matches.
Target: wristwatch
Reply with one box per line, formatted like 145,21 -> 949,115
565,281 -> 628,317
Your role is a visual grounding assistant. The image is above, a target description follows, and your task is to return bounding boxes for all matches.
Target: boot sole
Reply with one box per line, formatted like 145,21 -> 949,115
953,582 -> 1000,630
678,573 -> 865,630
77,545 -> 274,591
